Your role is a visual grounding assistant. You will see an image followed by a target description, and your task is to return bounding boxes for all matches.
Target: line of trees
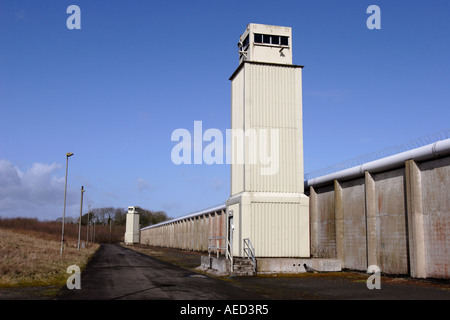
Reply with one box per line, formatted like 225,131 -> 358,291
61,207 -> 171,228
0,207 -> 170,245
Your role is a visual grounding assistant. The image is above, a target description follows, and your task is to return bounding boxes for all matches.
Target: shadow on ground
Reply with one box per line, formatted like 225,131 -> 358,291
126,244 -> 450,300
1,243 -> 450,300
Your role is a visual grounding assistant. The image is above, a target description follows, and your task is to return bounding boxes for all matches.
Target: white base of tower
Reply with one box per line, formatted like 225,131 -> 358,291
226,192 -> 310,258
124,232 -> 140,244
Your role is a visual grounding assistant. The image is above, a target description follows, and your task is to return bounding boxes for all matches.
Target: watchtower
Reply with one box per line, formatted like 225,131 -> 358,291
125,206 -> 140,244
226,23 -> 310,258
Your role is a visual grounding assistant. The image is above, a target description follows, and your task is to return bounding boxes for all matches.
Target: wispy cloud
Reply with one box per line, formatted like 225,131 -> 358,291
0,159 -> 77,220
161,201 -> 181,213
136,177 -> 153,193
211,178 -> 224,191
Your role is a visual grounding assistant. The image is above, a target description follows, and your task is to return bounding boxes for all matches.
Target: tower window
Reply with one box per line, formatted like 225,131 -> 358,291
242,35 -> 249,49
254,33 -> 289,46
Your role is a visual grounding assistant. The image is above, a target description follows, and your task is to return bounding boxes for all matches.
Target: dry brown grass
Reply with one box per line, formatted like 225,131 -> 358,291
0,228 -> 99,288
0,217 -> 125,244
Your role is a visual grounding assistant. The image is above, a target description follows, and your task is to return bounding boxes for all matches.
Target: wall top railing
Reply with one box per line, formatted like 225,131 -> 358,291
305,129 -> 450,181
305,137 -> 450,188
140,203 -> 226,231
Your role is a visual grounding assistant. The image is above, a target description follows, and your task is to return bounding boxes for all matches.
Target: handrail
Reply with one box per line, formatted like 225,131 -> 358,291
208,236 -> 226,258
208,236 -> 233,272
227,240 -> 233,273
243,238 -> 256,274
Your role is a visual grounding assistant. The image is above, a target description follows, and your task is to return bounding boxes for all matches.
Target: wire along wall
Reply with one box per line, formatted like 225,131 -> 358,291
304,129 -> 450,181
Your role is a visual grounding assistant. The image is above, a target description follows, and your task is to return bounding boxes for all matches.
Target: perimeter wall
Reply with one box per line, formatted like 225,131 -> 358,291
140,151 -> 450,279
307,156 -> 450,279
140,206 -> 227,255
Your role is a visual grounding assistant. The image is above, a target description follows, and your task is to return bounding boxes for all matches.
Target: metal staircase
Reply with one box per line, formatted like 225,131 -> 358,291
234,238 -> 256,276
208,236 -> 257,276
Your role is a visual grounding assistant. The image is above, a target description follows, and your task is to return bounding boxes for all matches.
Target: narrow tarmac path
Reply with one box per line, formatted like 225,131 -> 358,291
58,244 -> 265,300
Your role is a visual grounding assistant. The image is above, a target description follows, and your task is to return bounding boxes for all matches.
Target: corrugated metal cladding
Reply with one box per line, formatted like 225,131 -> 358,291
140,208 -> 227,254
230,62 -> 304,197
247,63 -> 301,129
227,61 -> 310,258
249,202 -> 309,257
230,65 -> 244,196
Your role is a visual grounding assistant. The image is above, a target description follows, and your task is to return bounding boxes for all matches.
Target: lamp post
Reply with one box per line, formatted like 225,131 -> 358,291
86,204 -> 91,247
77,186 -> 85,250
109,213 -> 112,244
60,152 -> 74,256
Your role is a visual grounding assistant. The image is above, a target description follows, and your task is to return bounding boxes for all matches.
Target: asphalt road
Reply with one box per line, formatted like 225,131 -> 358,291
58,244 -> 265,300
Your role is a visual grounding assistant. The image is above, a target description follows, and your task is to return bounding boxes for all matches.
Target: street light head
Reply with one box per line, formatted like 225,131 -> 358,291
66,152 -> 74,157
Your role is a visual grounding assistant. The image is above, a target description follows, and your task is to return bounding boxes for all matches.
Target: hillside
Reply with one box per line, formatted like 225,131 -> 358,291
0,227 -> 99,288
0,217 -> 125,244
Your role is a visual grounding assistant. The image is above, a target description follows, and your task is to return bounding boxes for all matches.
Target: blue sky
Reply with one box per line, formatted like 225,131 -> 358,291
1,0 -> 449,221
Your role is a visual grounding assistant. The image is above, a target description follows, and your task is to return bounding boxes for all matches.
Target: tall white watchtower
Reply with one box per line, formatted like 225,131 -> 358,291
226,23 -> 310,258
125,206 -> 140,244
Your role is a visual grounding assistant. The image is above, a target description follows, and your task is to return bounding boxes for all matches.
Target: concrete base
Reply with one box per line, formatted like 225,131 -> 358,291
199,256 -> 341,276
124,232 -> 139,244
257,258 -> 341,274
227,192 -> 310,258
199,256 -> 231,276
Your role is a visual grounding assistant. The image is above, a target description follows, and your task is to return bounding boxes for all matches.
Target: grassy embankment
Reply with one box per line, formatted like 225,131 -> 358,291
0,218 -> 102,288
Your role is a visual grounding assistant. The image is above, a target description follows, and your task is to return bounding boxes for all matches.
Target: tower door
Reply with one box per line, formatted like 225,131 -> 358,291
228,215 -> 234,257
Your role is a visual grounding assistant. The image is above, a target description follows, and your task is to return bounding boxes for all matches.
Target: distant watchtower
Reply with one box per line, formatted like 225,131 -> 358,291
227,23 -> 310,258
124,206 -> 140,244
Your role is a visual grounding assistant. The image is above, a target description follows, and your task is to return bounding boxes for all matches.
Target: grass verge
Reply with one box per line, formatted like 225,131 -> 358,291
0,228 -> 99,288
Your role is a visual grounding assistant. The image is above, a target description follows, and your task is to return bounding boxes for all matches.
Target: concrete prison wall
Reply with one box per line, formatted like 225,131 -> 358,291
140,205 -> 227,255
307,155 -> 450,279
140,139 -> 450,279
